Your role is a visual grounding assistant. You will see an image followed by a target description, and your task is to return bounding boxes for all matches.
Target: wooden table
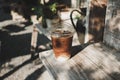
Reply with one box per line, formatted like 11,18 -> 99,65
39,43 -> 120,80
33,17 -> 120,80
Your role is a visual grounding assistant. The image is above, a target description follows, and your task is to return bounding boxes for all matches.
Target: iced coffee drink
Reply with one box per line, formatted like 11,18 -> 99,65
51,30 -> 73,62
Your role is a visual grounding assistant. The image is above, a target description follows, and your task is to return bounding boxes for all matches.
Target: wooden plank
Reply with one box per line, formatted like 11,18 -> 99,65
78,43 -> 120,80
39,43 -> 120,80
31,26 -> 38,49
40,50 -> 88,80
30,26 -> 38,58
70,45 -> 113,80
104,0 -> 120,50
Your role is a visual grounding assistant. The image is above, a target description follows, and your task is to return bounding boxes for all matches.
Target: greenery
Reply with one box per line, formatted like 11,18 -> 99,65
31,2 -> 58,19
49,3 -> 58,14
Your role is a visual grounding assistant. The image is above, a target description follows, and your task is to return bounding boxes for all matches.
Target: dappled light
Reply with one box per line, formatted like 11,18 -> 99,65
0,54 -> 47,80
69,43 -> 120,80
0,21 -> 32,62
109,15 -> 120,32
40,42 -> 120,80
0,0 -> 120,80
104,0 -> 120,51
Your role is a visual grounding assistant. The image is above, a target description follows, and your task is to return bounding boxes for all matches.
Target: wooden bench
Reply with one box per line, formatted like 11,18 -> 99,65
39,42 -> 120,80
39,0 -> 120,80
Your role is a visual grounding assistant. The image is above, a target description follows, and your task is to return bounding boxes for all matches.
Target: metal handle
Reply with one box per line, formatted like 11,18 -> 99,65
70,9 -> 84,31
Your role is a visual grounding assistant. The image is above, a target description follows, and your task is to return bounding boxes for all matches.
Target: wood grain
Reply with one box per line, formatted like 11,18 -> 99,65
39,43 -> 120,80
104,0 -> 120,50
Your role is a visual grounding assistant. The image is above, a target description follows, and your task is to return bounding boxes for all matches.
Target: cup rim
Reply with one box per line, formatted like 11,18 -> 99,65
50,22 -> 75,35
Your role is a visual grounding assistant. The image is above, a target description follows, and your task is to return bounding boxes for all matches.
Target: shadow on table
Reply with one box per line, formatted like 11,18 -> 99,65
69,43 -> 120,80
0,21 -> 50,62
71,43 -> 91,58
0,27 -> 31,62
0,57 -> 35,79
25,65 -> 46,80
0,22 -> 50,80
0,55 -> 46,80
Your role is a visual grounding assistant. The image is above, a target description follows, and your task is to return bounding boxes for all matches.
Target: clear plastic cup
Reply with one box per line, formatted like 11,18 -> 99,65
51,23 -> 74,62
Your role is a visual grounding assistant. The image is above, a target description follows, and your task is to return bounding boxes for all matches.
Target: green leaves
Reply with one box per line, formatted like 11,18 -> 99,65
49,3 -> 58,14
31,2 -> 58,19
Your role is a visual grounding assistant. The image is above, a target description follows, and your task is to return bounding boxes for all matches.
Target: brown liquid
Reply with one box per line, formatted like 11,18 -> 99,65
51,30 -> 73,60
